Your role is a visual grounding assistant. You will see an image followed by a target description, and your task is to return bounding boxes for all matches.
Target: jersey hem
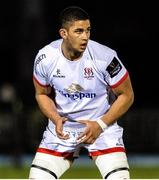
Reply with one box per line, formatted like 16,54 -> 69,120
37,148 -> 74,158
89,147 -> 125,156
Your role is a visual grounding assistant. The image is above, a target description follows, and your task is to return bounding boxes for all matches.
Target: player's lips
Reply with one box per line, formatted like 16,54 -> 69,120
80,43 -> 87,49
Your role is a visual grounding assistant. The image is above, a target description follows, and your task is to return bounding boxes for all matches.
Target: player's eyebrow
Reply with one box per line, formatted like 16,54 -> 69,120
75,27 -> 91,31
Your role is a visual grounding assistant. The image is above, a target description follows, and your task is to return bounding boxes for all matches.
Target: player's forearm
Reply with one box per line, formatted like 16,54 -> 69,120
101,93 -> 134,126
35,94 -> 61,124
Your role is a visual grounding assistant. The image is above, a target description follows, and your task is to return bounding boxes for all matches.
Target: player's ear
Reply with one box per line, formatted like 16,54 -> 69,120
59,29 -> 67,39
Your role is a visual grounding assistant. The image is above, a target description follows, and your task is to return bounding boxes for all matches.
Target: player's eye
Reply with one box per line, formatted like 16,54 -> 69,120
74,29 -> 83,34
87,27 -> 91,32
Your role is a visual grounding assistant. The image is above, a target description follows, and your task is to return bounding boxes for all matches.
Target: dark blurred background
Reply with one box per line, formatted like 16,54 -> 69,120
0,0 -> 158,165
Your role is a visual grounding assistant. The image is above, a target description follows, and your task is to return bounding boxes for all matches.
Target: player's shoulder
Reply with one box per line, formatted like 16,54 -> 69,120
86,40 -> 119,73
38,39 -> 62,58
87,39 -> 117,60
35,39 -> 62,65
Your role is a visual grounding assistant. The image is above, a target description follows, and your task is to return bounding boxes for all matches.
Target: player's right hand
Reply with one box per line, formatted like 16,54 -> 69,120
55,117 -> 70,140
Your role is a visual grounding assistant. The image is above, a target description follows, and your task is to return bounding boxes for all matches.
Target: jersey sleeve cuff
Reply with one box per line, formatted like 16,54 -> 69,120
110,71 -> 129,89
33,75 -> 49,87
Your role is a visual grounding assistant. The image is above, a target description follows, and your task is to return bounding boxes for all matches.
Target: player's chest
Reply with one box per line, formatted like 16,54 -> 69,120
48,59 -> 102,90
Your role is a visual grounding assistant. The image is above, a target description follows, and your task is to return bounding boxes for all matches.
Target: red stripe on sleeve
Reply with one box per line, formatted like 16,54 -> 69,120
33,75 -> 50,87
111,71 -> 129,89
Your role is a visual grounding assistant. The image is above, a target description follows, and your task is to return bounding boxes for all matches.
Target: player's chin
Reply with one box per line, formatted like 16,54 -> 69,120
79,47 -> 86,52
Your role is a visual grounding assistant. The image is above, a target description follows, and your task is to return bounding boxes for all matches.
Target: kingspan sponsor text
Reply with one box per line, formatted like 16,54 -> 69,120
58,90 -> 96,100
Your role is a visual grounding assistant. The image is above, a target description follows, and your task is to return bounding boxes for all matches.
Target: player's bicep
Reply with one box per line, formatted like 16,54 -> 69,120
112,75 -> 134,97
33,77 -> 51,95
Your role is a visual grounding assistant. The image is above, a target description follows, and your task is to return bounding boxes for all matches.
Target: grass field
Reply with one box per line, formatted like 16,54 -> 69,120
0,166 -> 159,179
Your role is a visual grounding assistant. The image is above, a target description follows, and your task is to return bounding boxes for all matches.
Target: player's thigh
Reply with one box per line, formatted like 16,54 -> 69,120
92,152 -> 130,179
29,152 -> 72,179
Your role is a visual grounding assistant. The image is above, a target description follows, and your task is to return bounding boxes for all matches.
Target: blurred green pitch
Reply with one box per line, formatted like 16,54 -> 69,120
0,166 -> 159,179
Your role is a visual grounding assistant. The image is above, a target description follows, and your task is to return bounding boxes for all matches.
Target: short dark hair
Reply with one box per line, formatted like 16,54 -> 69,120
59,6 -> 90,28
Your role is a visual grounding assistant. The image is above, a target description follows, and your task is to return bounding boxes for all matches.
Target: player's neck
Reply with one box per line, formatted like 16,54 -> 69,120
61,43 -> 83,61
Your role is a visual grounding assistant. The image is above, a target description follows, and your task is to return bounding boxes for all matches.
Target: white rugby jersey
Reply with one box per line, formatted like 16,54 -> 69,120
33,39 -> 128,126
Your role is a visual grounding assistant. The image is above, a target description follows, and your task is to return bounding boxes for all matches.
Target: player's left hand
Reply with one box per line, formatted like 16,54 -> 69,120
76,120 -> 103,144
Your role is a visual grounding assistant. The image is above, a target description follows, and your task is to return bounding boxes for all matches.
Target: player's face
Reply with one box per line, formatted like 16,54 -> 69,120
62,20 -> 91,53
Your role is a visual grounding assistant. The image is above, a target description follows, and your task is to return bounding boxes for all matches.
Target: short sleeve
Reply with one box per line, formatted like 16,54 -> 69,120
105,52 -> 128,88
33,51 -> 49,87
